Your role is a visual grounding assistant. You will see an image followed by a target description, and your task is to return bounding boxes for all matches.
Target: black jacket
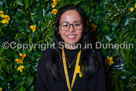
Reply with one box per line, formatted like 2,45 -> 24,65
36,49 -> 106,91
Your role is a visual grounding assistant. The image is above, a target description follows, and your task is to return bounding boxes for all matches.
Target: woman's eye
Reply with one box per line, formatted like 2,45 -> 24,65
74,23 -> 80,26
63,23 -> 68,27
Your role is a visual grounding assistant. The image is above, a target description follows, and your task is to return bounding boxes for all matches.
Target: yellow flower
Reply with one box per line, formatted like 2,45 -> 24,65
130,7 -> 134,13
51,2 -> 57,8
0,14 -> 5,18
0,10 -> 4,16
17,65 -> 24,72
106,56 -> 114,66
0,19 -> 9,24
134,4 -> 136,8
51,9 -> 58,15
0,87 -> 2,91
30,25 -> 33,29
52,0 -> 60,2
30,25 -> 36,32
15,58 -> 19,62
19,53 -> 23,56
4,15 -> 10,21
15,58 -> 23,64
19,53 -> 26,59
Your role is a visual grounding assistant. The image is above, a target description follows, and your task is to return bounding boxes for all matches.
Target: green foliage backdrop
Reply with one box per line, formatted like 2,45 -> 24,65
0,0 -> 136,91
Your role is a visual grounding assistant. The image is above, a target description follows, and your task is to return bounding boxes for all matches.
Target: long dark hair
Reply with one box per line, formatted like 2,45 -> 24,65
46,5 -> 99,80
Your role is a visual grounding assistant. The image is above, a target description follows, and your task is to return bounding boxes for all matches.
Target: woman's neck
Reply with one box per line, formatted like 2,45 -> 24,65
64,43 -> 78,50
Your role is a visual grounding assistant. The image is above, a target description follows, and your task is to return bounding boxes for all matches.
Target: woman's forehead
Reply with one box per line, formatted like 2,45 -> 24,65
60,10 -> 82,23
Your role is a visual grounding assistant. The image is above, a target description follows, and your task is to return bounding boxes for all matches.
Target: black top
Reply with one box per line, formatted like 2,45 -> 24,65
64,47 -> 81,90
36,48 -> 106,91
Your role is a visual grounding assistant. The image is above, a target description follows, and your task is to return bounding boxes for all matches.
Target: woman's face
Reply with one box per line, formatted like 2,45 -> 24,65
59,10 -> 84,46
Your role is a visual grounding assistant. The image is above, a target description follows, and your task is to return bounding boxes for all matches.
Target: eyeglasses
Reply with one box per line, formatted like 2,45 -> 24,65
59,21 -> 83,31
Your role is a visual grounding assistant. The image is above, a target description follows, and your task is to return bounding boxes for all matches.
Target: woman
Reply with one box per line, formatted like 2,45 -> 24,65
36,5 -> 106,91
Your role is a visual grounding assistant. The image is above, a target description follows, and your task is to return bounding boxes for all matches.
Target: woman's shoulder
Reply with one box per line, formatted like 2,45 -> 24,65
39,48 -> 55,63
41,48 -> 55,56
93,49 -> 104,68
89,49 -> 103,64
88,49 -> 101,57
91,49 -> 102,59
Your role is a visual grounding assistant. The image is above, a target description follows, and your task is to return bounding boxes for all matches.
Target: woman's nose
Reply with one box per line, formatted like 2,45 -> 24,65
68,24 -> 75,32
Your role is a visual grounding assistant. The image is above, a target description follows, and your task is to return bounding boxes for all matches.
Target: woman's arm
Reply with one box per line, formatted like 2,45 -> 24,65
95,51 -> 106,91
36,51 -> 48,91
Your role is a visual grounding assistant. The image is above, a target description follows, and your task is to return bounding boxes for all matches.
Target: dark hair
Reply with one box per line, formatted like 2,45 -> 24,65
47,4 -> 99,80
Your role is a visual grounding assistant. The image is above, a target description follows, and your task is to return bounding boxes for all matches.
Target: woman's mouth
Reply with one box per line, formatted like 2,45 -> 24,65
66,35 -> 76,39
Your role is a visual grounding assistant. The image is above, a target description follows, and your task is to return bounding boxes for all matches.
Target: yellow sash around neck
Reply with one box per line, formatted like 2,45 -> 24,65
62,48 -> 82,91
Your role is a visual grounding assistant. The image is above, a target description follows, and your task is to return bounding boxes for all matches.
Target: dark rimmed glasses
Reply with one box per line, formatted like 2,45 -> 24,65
59,21 -> 83,31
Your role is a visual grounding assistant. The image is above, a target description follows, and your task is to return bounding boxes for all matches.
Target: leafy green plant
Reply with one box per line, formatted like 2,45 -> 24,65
0,0 -> 136,90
